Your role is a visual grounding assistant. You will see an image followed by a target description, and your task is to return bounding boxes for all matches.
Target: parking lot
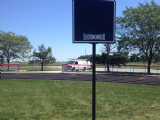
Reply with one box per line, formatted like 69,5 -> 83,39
2,72 -> 160,86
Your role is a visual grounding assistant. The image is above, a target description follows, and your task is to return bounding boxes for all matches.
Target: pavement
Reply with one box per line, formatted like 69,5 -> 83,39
1,71 -> 160,87
96,67 -> 160,74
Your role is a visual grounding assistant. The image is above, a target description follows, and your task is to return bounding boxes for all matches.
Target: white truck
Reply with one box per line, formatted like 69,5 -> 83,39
67,59 -> 91,71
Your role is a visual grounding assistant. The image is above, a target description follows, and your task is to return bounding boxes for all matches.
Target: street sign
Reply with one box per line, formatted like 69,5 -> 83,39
72,0 -> 116,119
72,0 -> 116,43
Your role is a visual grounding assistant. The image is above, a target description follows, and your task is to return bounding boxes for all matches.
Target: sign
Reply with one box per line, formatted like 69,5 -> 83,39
72,0 -> 116,43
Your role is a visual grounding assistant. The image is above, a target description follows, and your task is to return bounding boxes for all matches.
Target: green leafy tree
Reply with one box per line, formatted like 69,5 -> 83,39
95,54 -> 102,64
102,52 -> 129,72
110,52 -> 129,66
117,0 -> 160,73
78,55 -> 92,62
152,53 -> 160,64
138,55 -> 148,64
129,54 -> 140,62
0,38 -> 3,65
101,43 -> 116,72
0,30 -> 33,70
77,54 -> 101,63
33,44 -> 56,71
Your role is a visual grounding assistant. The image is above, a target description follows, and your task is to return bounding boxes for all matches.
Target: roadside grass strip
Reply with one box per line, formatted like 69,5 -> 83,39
19,66 -> 62,71
0,79 -> 160,120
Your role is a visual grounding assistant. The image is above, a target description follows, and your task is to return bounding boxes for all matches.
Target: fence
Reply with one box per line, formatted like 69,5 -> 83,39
18,62 -> 64,71
1,63 -> 20,72
2,62 -> 160,74
96,64 -> 160,74
0,62 -> 64,71
62,64 -> 160,74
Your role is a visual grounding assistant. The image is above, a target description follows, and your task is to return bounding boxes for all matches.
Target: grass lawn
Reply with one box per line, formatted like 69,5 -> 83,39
0,80 -> 160,120
19,62 -> 65,66
19,66 -> 62,71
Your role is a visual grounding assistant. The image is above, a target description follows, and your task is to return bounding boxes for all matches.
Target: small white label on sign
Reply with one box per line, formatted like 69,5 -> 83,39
83,33 -> 105,41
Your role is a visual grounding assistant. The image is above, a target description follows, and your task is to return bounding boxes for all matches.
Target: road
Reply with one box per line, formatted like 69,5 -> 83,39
1,72 -> 160,86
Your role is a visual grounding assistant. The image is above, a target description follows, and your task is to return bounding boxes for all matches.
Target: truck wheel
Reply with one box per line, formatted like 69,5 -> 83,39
83,67 -> 86,71
72,67 -> 75,71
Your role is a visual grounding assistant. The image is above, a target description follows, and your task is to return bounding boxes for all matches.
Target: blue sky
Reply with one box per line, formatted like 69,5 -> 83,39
1,0 -> 160,61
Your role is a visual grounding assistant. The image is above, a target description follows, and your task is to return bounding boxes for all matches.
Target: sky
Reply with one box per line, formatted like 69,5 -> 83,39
1,0 -> 160,62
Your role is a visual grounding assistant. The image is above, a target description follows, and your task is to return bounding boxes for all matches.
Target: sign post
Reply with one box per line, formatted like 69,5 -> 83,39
72,0 -> 116,119
92,43 -> 96,120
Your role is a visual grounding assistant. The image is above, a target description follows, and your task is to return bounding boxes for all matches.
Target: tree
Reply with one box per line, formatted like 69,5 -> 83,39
152,53 -> 160,63
129,54 -> 140,62
77,54 -> 101,63
117,0 -> 160,73
110,52 -> 129,66
101,43 -> 116,72
0,30 -> 33,70
77,55 -> 92,62
0,38 -> 3,65
33,44 -> 56,71
95,54 -> 102,64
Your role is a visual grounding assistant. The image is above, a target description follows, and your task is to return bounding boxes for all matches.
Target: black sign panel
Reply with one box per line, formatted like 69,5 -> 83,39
72,0 -> 116,43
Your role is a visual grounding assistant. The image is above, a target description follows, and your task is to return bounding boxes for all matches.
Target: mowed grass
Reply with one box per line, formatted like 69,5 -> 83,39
19,62 -> 65,66
0,80 -> 160,120
19,66 -> 62,71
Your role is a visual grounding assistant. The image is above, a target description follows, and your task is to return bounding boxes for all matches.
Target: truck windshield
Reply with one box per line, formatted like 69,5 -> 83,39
67,61 -> 75,64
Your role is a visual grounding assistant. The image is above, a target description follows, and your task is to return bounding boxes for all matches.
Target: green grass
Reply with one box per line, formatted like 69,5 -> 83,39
0,79 -> 160,120
19,62 -> 66,66
19,66 -> 62,71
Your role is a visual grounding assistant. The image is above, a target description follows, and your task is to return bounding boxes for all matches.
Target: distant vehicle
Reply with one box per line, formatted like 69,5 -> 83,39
67,59 -> 91,71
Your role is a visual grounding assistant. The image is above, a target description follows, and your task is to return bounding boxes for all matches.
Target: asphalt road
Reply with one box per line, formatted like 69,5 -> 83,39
2,72 -> 160,87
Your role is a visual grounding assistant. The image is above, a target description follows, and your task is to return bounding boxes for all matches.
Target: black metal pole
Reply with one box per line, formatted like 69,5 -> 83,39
92,43 -> 96,120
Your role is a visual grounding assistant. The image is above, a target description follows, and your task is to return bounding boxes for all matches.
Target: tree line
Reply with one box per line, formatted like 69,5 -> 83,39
78,0 -> 160,73
1,0 -> 160,73
78,52 -> 159,65
117,0 -> 160,73
0,30 -> 56,71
